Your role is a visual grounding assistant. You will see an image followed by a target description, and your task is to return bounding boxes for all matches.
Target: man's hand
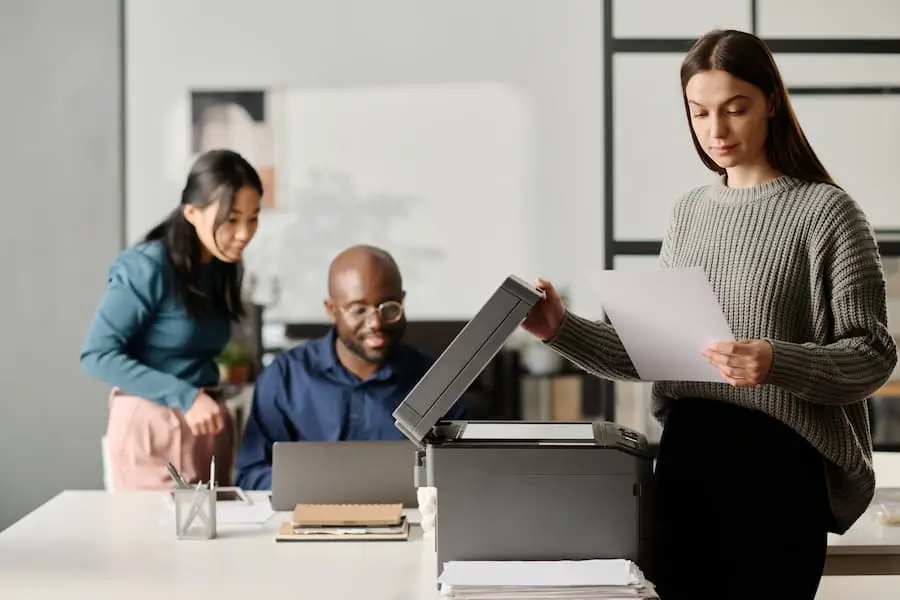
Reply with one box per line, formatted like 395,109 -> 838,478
702,340 -> 774,387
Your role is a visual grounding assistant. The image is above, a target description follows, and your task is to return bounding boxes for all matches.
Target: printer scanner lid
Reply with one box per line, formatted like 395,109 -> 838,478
392,275 -> 542,446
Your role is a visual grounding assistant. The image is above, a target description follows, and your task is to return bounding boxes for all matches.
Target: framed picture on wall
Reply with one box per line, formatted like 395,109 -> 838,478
190,88 -> 282,209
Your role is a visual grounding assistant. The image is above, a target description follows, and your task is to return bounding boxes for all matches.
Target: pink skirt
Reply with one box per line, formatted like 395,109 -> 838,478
106,389 -> 234,491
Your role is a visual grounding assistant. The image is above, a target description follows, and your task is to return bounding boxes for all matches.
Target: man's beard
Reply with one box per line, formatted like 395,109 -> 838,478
340,322 -> 406,364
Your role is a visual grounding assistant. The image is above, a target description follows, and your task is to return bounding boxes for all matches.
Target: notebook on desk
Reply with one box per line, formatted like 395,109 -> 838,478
275,503 -> 410,542
270,440 -> 419,511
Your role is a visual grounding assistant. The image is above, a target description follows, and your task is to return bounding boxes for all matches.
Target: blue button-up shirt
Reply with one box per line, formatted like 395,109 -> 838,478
235,330 -> 466,490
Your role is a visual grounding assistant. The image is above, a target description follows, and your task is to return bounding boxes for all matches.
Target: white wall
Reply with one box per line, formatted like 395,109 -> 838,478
0,0 -> 121,529
125,0 -> 605,320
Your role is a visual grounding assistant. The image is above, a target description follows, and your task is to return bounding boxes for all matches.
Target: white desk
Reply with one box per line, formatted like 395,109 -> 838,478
0,491 -> 438,600
827,508 -> 900,576
0,491 -> 899,600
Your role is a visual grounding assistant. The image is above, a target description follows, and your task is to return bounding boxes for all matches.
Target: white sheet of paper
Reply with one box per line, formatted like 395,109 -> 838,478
438,558 -> 639,587
161,496 -> 275,526
589,267 -> 734,382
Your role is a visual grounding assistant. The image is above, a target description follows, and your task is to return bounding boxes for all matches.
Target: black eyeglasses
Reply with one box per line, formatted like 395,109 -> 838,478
340,300 -> 404,324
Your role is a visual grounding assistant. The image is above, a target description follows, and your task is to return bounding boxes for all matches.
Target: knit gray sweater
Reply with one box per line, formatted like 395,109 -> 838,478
548,175 -> 897,534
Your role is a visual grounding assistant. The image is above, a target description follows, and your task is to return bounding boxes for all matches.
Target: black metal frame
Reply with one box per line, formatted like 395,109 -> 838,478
599,0 -> 900,449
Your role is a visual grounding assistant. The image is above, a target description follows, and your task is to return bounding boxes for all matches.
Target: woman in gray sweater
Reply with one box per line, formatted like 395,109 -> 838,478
522,29 -> 896,599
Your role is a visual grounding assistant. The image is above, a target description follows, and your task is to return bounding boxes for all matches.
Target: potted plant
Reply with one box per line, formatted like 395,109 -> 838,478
216,340 -> 255,385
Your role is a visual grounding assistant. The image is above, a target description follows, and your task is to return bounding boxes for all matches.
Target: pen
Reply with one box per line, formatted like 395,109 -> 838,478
208,456 -> 217,537
166,462 -> 189,489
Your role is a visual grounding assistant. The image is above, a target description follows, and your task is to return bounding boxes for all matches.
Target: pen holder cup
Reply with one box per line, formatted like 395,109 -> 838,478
174,485 -> 217,540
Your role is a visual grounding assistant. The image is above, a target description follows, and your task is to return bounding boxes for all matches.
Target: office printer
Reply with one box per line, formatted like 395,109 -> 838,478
393,275 -> 655,577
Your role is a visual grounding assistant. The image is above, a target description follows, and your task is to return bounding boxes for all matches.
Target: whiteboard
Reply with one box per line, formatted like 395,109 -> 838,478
792,96 -> 900,230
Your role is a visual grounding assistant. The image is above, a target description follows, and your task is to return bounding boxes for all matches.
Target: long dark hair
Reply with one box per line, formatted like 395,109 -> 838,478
143,149 -> 263,322
680,29 -> 839,187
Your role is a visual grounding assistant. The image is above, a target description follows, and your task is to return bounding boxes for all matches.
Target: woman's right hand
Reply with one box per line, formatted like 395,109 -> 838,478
184,391 -> 225,436
521,278 -> 567,341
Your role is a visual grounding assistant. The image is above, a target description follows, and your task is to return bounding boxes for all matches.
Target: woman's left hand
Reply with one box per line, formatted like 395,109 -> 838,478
702,340 -> 774,387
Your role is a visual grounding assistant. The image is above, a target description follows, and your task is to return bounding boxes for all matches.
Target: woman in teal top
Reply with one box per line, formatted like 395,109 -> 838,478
81,149 -> 262,490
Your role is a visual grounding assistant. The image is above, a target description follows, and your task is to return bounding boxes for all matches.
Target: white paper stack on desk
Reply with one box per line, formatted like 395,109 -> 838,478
438,559 -> 658,599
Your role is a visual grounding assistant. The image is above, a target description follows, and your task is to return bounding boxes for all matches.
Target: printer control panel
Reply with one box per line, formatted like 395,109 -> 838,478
597,422 -> 648,454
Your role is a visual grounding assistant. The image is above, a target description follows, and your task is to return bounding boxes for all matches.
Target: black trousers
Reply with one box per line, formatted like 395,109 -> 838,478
649,398 -> 831,600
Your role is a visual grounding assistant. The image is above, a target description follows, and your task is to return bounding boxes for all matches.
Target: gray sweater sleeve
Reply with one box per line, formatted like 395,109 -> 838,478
765,194 -> 897,405
545,310 -> 641,381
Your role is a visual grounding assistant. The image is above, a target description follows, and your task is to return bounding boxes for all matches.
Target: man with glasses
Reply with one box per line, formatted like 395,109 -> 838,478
235,245 -> 466,490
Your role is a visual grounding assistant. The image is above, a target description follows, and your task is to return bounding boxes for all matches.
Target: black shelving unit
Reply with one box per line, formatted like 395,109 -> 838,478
597,0 -> 900,450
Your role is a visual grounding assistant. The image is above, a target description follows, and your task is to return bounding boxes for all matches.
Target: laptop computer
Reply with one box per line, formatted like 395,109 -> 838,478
270,440 -> 419,511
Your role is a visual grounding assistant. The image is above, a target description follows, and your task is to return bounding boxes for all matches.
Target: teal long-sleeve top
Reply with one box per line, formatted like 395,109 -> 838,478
80,240 -> 232,412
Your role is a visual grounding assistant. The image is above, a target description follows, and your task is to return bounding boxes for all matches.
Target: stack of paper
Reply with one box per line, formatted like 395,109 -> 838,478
438,559 -> 658,599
